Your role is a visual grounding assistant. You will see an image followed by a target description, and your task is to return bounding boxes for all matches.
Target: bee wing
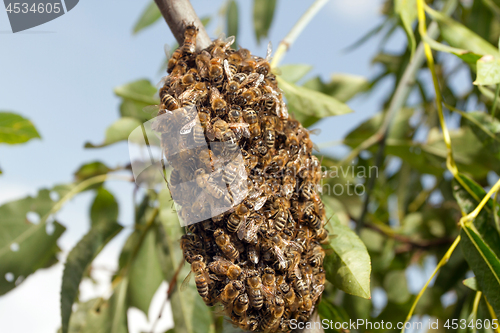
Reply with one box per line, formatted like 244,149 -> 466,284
261,285 -> 275,302
180,270 -> 192,291
164,43 -> 171,59
240,73 -> 260,87
228,122 -> 249,129
206,125 -> 216,141
253,196 -> 267,211
157,76 -> 168,88
143,105 -> 160,116
273,246 -> 287,267
223,59 -> 233,80
253,74 -> 265,88
224,35 -> 236,48
237,216 -> 249,240
180,118 -> 197,134
265,41 -> 273,61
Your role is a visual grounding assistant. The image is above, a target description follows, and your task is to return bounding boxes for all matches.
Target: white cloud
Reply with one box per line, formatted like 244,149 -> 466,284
330,0 -> 380,20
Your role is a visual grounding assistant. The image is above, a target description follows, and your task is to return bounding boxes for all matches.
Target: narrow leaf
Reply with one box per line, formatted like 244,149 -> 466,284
226,0 -> 239,48
128,228 -> 163,316
425,5 -> 500,57
395,0 -> 417,58
458,110 -> 500,154
422,34 -> 483,64
0,111 -> 41,144
90,188 -> 119,228
461,225 -> 500,317
253,0 -> 277,43
133,1 -> 162,34
60,221 -> 123,333
323,215 -> 371,299
85,117 -> 142,148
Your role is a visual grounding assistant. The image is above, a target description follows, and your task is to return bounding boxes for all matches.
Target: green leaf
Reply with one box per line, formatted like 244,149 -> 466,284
474,55 -> 500,85
0,189 -> 66,295
75,281 -> 129,333
253,0 -> 277,44
395,0 -> 417,58
277,76 -> 353,120
463,277 -> 478,291
422,34 -> 483,64
461,225 -> 500,317
85,117 -> 142,148
226,0 -> 239,49
458,110 -> 500,154
323,215 -> 371,299
119,99 -> 155,123
90,188 -> 119,228
0,111 -> 41,145
158,189 -> 215,333
133,1 -> 162,34
425,5 -> 500,58
74,161 -> 111,182
60,220 -> 123,333
453,173 -> 500,317
278,64 -> 313,83
383,270 -> 410,304
114,79 -> 159,105
128,227 -> 164,316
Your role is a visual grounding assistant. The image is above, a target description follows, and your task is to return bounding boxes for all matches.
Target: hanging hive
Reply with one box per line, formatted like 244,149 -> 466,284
154,25 -> 328,332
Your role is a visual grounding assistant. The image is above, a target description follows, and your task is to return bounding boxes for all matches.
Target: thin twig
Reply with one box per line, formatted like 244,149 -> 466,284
154,0 -> 212,50
355,0 -> 458,231
271,0 -> 330,68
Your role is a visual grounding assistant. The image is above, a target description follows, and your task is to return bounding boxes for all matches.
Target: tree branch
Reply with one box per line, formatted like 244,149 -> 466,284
154,0 -> 212,50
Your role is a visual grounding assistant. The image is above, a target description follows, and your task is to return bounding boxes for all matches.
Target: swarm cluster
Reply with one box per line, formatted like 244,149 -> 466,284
155,25 -> 328,332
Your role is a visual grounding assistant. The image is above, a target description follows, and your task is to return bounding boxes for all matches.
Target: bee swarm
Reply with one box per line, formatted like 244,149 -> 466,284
157,25 -> 328,332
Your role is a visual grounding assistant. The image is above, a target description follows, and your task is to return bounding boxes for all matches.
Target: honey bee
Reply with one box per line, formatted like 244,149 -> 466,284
261,267 -> 276,303
241,149 -> 259,172
239,86 -> 263,105
210,34 -> 235,59
195,50 -> 210,79
272,198 -> 290,232
255,42 -> 272,75
227,203 -> 249,233
195,169 -> 232,205
315,227 -> 329,244
279,282 -> 296,309
219,280 -> 244,307
212,119 -> 243,152
160,91 -> 180,111
238,211 -> 264,243
169,168 -> 182,186
263,128 -> 275,151
260,296 -> 285,331
193,123 -> 207,144
233,293 -> 249,317
247,243 -> 259,265
308,243 -> 325,268
245,271 -> 263,310
181,255 -> 211,301
311,268 -> 326,304
210,86 -> 227,114
181,69 -> 198,87
166,44 -> 183,73
214,228 -> 240,261
209,58 -> 224,88
207,256 -> 242,279
182,24 -> 198,55
241,314 -> 259,332
179,82 -> 208,107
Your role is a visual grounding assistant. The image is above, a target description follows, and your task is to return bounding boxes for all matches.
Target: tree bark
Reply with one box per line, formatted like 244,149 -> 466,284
154,0 -> 211,50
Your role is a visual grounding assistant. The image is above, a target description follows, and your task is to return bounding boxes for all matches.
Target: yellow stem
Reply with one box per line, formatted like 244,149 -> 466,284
401,235 -> 461,333
471,291 -> 482,333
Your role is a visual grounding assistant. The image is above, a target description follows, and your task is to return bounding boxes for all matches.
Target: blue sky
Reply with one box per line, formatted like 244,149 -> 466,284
0,1 -> 410,332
